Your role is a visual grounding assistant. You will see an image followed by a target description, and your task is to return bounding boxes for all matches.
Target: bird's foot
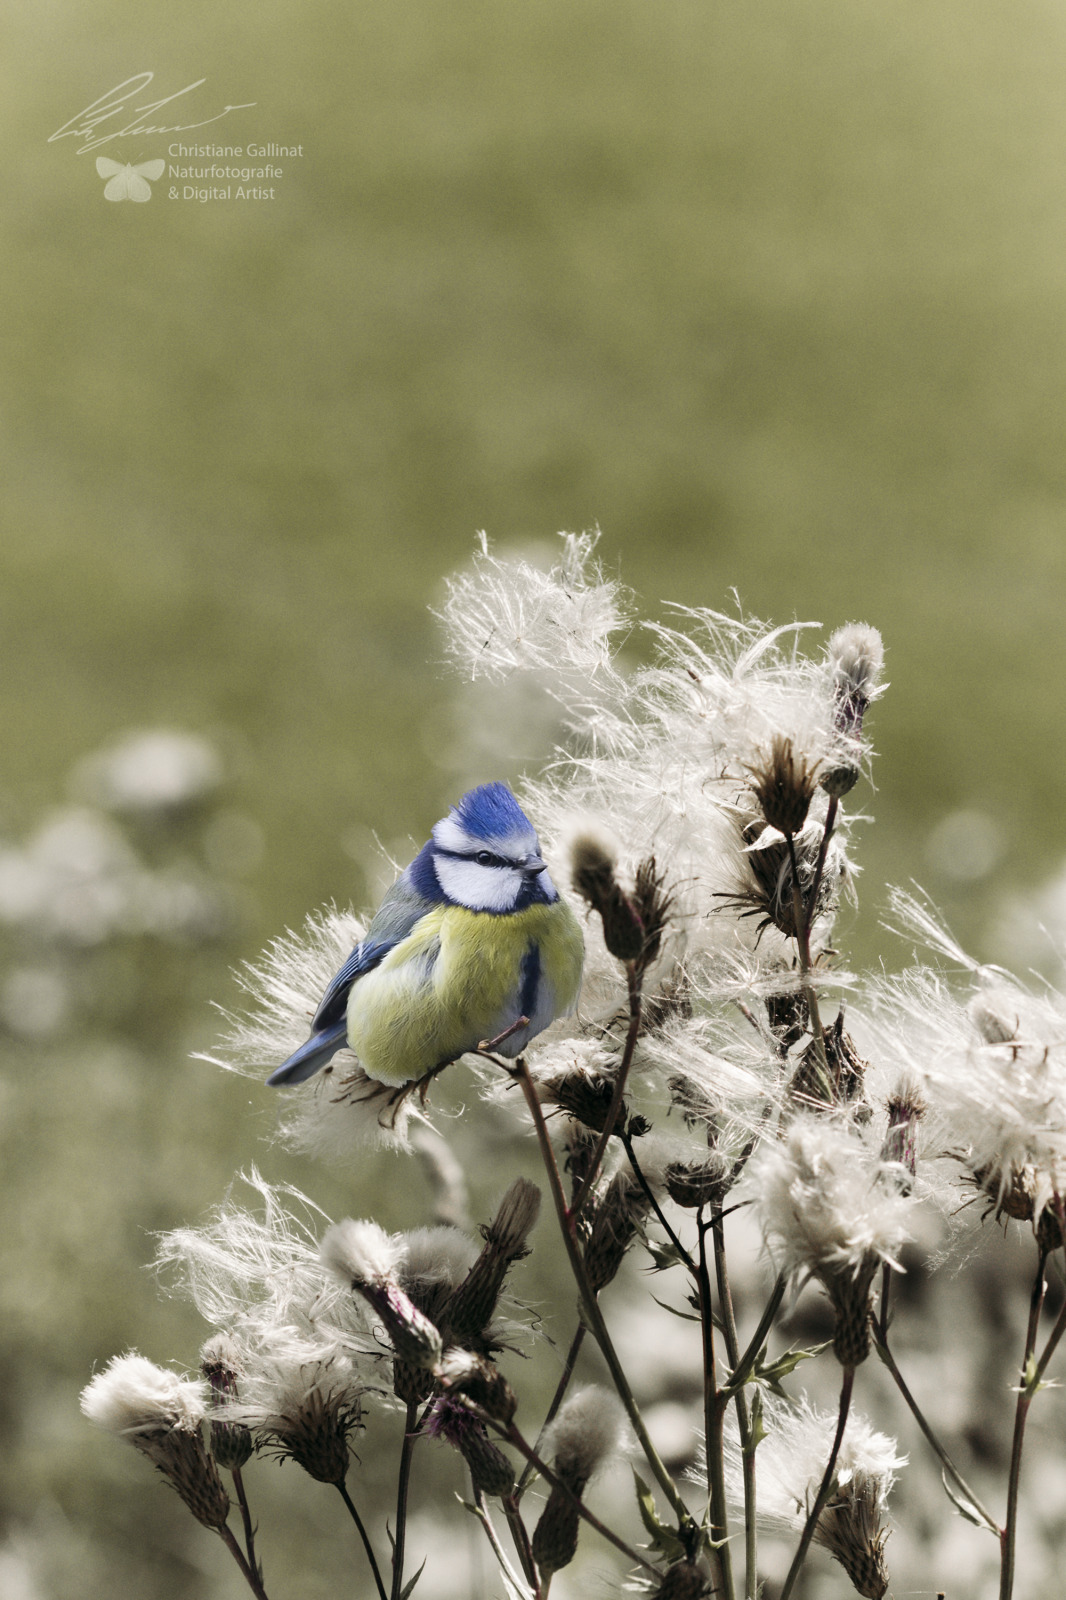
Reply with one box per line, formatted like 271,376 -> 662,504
477,1016 -> 530,1055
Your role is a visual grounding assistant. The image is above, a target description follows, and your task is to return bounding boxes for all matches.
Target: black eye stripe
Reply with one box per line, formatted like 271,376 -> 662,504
437,848 -> 512,868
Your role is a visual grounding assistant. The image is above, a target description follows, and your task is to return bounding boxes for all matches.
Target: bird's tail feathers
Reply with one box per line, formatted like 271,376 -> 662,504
267,1020 -> 349,1086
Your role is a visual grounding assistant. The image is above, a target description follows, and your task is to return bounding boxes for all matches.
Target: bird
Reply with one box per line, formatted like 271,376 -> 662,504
267,782 -> 584,1089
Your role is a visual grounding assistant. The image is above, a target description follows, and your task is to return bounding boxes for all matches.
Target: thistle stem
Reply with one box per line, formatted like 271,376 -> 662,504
474,1490 -> 539,1598
569,965 -> 642,1223
337,1480 -> 388,1600
723,1275 -> 787,1397
778,1366 -> 854,1600
712,1217 -> 757,1599
509,1056 -> 696,1544
871,1326 -> 998,1537
785,834 -> 829,1086
621,1127 -> 697,1274
697,1216 -> 735,1600
805,793 -> 839,930
1000,1246 -> 1050,1600
230,1465 -> 258,1575
516,1323 -> 587,1498
501,1493 -> 540,1592
391,1401 -> 420,1600
217,1522 -> 272,1600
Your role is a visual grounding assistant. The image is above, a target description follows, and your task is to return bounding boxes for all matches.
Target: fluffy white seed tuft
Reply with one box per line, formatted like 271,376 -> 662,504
81,1353 -> 207,1437
541,1387 -> 629,1483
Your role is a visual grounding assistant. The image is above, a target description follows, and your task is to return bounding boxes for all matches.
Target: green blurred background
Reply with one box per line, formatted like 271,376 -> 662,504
4,0 -> 1066,1594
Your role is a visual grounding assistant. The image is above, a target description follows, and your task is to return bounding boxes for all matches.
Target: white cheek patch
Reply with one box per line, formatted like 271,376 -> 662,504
433,855 -> 522,911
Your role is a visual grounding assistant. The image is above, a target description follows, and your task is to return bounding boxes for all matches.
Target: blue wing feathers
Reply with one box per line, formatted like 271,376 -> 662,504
312,940 -> 391,1029
272,874 -> 437,1085
267,1020 -> 349,1086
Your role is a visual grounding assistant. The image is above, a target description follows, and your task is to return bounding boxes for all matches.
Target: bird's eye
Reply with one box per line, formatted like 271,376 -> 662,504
475,850 -> 495,866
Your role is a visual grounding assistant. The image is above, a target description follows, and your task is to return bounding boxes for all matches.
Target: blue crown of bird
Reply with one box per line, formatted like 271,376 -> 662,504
268,782 -> 585,1090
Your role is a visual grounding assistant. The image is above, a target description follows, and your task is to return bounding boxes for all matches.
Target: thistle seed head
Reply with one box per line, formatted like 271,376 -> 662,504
435,1348 -> 517,1423
427,1395 -> 515,1497
585,1171 -> 650,1294
541,1063 -> 622,1133
532,1481 -> 583,1577
654,1561 -> 710,1599
200,1334 -> 253,1472
444,1179 -> 540,1345
789,1013 -> 870,1118
746,736 -> 820,838
80,1354 -> 229,1528
814,1469 -> 892,1599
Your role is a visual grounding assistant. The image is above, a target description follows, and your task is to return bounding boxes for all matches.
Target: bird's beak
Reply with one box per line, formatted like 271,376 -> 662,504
522,854 -> 547,876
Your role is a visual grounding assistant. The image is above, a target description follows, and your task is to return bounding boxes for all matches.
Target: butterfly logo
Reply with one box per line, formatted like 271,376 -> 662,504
95,157 -> 165,202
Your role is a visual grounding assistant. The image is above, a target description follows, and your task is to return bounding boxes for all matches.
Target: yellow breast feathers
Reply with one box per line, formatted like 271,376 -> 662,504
347,900 -> 583,1085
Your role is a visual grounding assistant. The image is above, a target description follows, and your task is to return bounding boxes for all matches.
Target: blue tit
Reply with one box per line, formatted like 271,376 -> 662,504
267,782 -> 584,1089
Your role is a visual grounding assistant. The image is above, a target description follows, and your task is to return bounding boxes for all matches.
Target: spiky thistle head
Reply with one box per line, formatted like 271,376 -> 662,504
751,1116 -> 912,1365
80,1354 -> 230,1529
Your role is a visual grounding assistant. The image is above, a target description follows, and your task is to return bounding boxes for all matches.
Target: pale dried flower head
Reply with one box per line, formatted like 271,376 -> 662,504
232,1344 -> 366,1485
81,1353 -> 207,1438
321,1220 -> 444,1371
80,1354 -> 230,1530
541,1386 -> 629,1485
722,1395 -> 903,1532
751,1116 -> 912,1363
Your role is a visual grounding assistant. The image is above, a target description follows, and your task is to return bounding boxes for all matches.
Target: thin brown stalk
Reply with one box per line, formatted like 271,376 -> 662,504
502,1494 -> 539,1592
778,1366 -> 854,1600
476,1488 -> 540,1599
337,1480 -> 388,1600
509,1056 -> 695,1539
697,1216 -> 734,1600
785,834 -> 829,1084
1000,1247 -> 1049,1600
620,1126 -> 697,1273
390,1400 -> 421,1600
516,1323 -> 587,1498
872,1325 -> 998,1537
230,1465 -> 258,1574
217,1522 -> 271,1600
569,965 -> 642,1222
